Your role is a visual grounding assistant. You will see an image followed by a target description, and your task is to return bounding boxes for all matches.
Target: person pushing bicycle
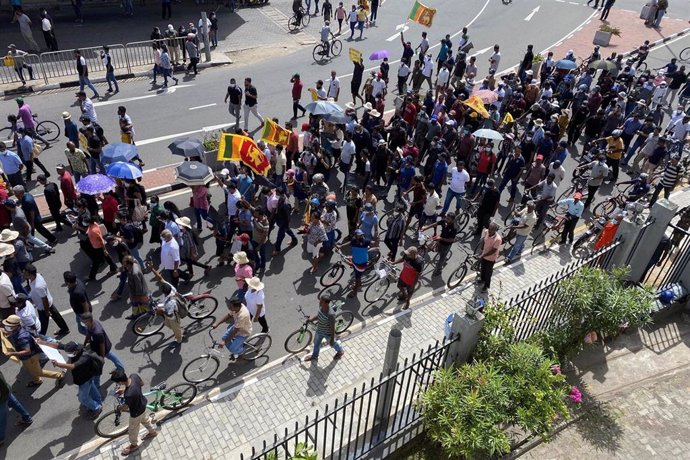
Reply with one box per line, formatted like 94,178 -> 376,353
211,294 -> 253,361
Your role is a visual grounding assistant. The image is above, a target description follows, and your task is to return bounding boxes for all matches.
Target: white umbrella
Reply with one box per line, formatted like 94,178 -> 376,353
472,129 -> 504,141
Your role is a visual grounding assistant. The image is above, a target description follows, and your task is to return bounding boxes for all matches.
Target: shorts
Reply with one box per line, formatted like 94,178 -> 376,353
410,204 -> 424,220
307,242 -> 322,259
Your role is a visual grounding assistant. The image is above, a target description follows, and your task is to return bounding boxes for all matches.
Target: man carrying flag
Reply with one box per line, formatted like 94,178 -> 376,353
217,133 -> 271,176
260,118 -> 292,147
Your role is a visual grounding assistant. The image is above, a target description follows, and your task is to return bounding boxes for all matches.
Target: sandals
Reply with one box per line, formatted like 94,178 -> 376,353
121,445 -> 139,456
142,430 -> 158,440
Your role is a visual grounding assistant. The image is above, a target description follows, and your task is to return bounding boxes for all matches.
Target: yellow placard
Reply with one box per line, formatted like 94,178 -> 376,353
349,48 -> 362,63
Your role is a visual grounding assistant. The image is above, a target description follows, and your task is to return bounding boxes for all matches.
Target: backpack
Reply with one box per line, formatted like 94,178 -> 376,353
175,298 -> 189,319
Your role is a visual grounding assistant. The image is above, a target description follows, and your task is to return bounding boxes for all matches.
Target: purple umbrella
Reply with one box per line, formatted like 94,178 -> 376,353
75,174 -> 116,195
369,50 -> 390,61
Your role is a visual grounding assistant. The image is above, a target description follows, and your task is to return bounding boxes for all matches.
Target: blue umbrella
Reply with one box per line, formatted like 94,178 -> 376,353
106,161 -> 143,180
369,49 -> 390,61
101,142 -> 139,164
75,174 -> 116,195
555,59 -> 578,70
304,101 -> 344,115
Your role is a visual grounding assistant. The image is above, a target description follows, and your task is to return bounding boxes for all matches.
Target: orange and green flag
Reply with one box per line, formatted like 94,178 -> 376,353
408,0 -> 436,28
260,118 -> 291,146
217,133 -> 271,176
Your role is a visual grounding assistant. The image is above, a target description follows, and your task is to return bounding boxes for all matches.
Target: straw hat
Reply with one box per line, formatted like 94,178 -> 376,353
233,251 -> 250,265
533,118 -> 544,127
175,216 -> 192,229
0,243 -> 15,258
0,229 -> 19,243
345,102 -> 356,110
62,112 -> 71,120
2,314 -> 20,328
363,102 -> 373,111
246,276 -> 265,291
370,109 -> 381,117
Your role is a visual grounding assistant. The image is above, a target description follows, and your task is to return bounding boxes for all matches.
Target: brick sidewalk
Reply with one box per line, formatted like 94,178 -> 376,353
73,188 -> 690,460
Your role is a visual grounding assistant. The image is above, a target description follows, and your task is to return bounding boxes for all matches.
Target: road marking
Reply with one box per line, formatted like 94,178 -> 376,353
386,23 -> 409,42
524,5 -> 541,21
135,122 -> 235,146
93,85 -> 195,107
189,103 -> 217,111
474,46 -> 493,56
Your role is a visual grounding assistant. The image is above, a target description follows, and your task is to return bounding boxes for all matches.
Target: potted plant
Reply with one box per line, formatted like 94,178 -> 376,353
531,53 -> 544,74
593,24 -> 621,47
201,129 -> 223,172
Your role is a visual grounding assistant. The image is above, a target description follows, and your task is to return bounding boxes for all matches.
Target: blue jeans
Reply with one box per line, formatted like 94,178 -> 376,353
106,349 -> 126,370
253,241 -> 266,272
275,225 -> 297,251
441,190 -> 465,214
27,233 -> 51,252
79,75 -> 99,96
105,70 -> 119,92
222,326 -> 247,355
194,207 -> 213,230
311,331 -> 343,359
499,176 -> 519,200
129,245 -> 145,269
506,234 -> 528,261
75,313 -> 87,335
0,393 -> 32,442
622,138 -> 644,164
77,376 -> 102,412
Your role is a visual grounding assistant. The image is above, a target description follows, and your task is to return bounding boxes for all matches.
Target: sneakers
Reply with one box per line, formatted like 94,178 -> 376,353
334,351 -> 345,360
303,354 -> 317,362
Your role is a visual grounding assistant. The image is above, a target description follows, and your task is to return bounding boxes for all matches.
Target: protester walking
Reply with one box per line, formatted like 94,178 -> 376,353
303,294 -> 344,361
74,50 -> 99,99
243,77 -> 265,131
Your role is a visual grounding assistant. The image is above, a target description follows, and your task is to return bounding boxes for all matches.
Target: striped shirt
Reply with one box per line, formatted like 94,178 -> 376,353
316,307 -> 336,335
660,163 -> 681,188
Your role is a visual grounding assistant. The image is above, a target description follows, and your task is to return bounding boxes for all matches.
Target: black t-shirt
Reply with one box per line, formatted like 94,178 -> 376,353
244,85 -> 258,107
124,373 -> 148,418
70,351 -> 102,385
87,135 -> 102,159
68,279 -> 91,315
478,188 -> 501,214
438,220 -> 457,246
87,319 -> 112,355
227,85 -> 242,105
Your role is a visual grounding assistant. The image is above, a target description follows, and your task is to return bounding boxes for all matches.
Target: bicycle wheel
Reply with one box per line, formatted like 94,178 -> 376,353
335,311 -> 354,333
94,410 -> 129,439
287,16 -> 298,32
183,355 -> 220,383
160,383 -> 198,410
367,248 -> 381,268
379,210 -> 394,231
0,127 -> 14,146
531,229 -> 548,254
242,333 -> 272,360
557,186 -> 575,203
132,313 -> 165,336
455,213 -> 470,234
36,120 -> 60,142
364,277 -> 391,303
553,202 -> 569,216
301,12 -> 311,27
680,47 -> 690,62
313,44 -> 327,63
592,199 -> 615,218
187,296 -> 218,319
636,61 -> 648,72
331,39 -> 342,56
284,328 -> 313,353
572,231 -> 594,252
320,263 -> 345,287
446,263 -> 468,290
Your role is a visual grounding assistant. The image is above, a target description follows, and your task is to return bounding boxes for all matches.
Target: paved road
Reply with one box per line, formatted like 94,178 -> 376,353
0,4 -> 689,459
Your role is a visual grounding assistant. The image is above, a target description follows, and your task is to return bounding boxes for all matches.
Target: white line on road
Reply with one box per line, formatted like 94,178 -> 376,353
386,24 -> 409,42
474,46 -> 493,56
189,103 -> 217,110
93,85 -> 195,107
524,6 -> 540,21
135,122 -> 235,146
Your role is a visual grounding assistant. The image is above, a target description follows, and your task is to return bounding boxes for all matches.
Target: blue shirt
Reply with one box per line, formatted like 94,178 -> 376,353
350,238 -> 369,266
431,160 -> 448,185
398,165 -> 416,189
558,198 -> 584,218
358,212 -> 378,241
622,117 -> 643,136
238,175 -> 253,200
18,135 -> 33,162
65,121 -> 79,145
0,150 -> 24,175
553,147 -> 568,165
19,193 -> 41,224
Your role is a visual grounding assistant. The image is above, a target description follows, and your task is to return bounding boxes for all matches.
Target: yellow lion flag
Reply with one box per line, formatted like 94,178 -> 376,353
501,112 -> 515,126
217,133 -> 271,176
408,0 -> 436,28
260,118 -> 291,146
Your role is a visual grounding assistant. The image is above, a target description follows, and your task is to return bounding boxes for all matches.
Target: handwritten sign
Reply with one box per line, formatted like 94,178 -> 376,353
349,47 -> 362,63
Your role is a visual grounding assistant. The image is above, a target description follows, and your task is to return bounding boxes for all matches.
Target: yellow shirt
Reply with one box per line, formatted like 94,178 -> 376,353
605,137 -> 624,160
230,305 -> 253,337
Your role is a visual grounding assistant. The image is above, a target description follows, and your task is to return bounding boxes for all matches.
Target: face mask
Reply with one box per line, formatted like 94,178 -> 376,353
66,353 -> 77,358
4,326 -> 14,332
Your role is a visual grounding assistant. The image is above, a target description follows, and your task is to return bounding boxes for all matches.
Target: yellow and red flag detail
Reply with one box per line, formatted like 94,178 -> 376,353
217,134 -> 271,176
408,1 -> 436,28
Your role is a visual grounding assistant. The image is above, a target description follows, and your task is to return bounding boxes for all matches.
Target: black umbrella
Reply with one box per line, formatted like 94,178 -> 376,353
168,137 -> 205,157
324,112 -> 353,124
253,174 -> 277,189
174,161 -> 214,186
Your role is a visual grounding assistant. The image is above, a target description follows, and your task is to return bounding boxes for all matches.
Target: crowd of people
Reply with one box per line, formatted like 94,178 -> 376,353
0,0 -> 689,454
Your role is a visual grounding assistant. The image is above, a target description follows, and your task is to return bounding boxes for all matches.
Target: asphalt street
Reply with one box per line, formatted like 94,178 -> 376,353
0,2 -> 689,459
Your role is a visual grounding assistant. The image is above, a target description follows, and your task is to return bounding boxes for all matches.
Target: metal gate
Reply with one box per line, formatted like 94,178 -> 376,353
641,206 -> 690,288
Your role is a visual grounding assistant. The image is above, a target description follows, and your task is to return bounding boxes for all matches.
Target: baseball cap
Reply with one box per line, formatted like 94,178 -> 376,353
235,233 -> 250,242
354,229 -> 364,236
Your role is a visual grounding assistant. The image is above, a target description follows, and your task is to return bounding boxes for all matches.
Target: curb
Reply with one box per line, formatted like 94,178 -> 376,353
0,60 -> 232,97
624,27 -> 690,58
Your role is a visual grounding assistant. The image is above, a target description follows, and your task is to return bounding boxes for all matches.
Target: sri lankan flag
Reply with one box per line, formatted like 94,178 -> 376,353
409,1 -> 436,28
217,133 -> 271,176
260,118 -> 291,146
501,112 -> 515,126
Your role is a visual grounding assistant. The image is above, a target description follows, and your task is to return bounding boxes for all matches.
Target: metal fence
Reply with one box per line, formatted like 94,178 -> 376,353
0,53 -> 41,85
502,240 -> 622,342
0,37 -> 191,86
240,337 -> 458,460
642,206 -> 690,288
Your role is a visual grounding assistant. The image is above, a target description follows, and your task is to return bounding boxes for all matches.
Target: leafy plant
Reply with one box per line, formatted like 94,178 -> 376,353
265,443 -> 318,460
422,343 -> 569,459
473,299 -> 517,362
599,24 -> 621,36
202,130 -> 220,151
532,54 -> 544,64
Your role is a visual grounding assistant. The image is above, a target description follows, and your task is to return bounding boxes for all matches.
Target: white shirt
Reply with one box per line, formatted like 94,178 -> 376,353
423,191 -> 440,216
245,289 -> 266,318
489,51 -> 501,71
327,77 -> 340,99
41,18 -> 52,32
0,272 -> 15,311
419,38 -> 429,55
422,57 -> 434,77
341,140 -> 355,164
398,62 -> 411,78
315,87 -> 327,99
449,167 -> 470,193
16,301 -> 40,334
437,67 -> 450,86
274,151 -> 287,176
198,18 -> 212,30
548,164 -> 566,185
372,78 -> 386,97
29,274 -> 52,312
348,10 -> 357,22
669,120 -> 690,142
161,238 -> 181,270
226,188 -> 242,217
81,98 -> 97,123
320,25 -> 331,42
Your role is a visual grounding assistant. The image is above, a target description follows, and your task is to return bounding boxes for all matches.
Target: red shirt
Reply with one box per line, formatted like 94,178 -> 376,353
402,103 -> 417,126
287,130 -> 299,153
402,145 -> 419,161
476,150 -> 496,174
292,80 -> 303,100
101,195 -> 119,224
59,171 -> 78,203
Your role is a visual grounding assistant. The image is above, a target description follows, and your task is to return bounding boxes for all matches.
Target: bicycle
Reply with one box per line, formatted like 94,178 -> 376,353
530,213 -> 568,254
287,8 -> 310,32
446,248 -> 480,290
284,302 -> 353,353
591,183 -> 649,218
680,46 -> 690,62
416,231 -> 440,261
320,246 -> 381,287
182,329 -> 272,383
0,113 -> 60,148
94,381 -> 197,438
557,175 -> 589,203
378,196 -> 409,232
312,35 -> 343,63
131,290 -> 218,337
364,258 -> 400,303
453,196 -> 479,237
